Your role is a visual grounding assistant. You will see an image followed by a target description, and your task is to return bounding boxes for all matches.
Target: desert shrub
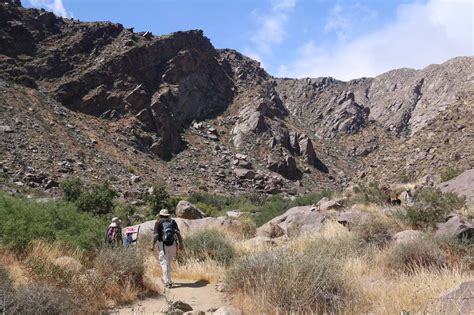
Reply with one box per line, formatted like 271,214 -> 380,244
5,283 -> 82,315
194,201 -> 220,217
113,202 -> 138,225
385,238 -> 447,273
0,193 -> 106,251
291,190 -> 333,207
94,247 -> 144,286
403,188 -> 466,228
60,177 -> 83,202
346,182 -> 389,206
76,180 -> 118,215
437,236 -> 474,270
254,195 -> 291,226
0,265 -> 13,313
143,184 -> 172,215
439,166 -> 463,182
354,218 -> 396,248
225,249 -> 353,313
180,229 -> 235,265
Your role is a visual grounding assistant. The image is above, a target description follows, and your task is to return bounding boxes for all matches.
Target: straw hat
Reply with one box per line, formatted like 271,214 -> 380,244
159,209 -> 170,217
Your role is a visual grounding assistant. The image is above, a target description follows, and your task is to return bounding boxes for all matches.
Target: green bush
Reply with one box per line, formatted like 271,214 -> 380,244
60,177 -> 83,202
439,167 -> 463,182
0,193 -> 106,251
346,182 -> 390,206
403,188 -> 466,228
94,247 -> 144,286
143,184 -> 172,215
254,195 -> 291,226
225,248 -> 353,313
291,190 -> 332,207
385,238 -> 447,273
180,229 -> 235,265
5,283 -> 82,315
76,180 -> 118,215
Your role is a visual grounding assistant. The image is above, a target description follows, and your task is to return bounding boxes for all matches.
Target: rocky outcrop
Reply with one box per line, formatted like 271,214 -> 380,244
438,169 -> 474,204
176,201 -> 205,219
53,256 -> 84,274
433,281 -> 474,314
256,205 -> 336,238
1,2 -> 473,196
435,215 -> 474,241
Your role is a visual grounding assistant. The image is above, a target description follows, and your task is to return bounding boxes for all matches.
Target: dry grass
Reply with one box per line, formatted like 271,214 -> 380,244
363,268 -> 472,314
0,250 -> 28,286
224,219 -> 473,314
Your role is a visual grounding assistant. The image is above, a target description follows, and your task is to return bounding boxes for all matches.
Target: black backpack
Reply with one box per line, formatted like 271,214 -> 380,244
161,219 -> 177,246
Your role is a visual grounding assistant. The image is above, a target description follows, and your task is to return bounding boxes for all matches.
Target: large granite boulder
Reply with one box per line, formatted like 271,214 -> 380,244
435,215 -> 474,241
176,200 -> 205,219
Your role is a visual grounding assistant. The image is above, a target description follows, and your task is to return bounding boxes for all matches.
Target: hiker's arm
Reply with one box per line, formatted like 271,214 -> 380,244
176,226 -> 184,250
151,221 -> 159,251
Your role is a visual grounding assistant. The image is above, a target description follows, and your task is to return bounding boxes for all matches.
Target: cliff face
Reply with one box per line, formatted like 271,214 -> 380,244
1,2 -> 473,196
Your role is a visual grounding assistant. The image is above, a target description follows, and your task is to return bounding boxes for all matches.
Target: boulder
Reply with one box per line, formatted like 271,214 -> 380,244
267,155 -> 302,180
128,217 -> 245,237
213,306 -> 243,315
53,256 -> 84,274
171,301 -> 193,312
233,168 -> 255,179
435,215 -> 474,241
393,230 -> 423,243
432,281 -> 474,314
256,222 -> 285,238
256,205 -> 329,238
318,200 -> 342,211
176,201 -> 205,219
184,311 -> 205,315
437,168 -> 474,204
336,209 -> 370,228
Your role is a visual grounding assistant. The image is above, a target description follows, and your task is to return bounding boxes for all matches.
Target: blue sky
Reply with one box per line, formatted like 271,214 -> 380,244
26,0 -> 473,81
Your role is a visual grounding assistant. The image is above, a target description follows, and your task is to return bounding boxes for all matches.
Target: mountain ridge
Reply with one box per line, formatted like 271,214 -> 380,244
1,2 -> 473,197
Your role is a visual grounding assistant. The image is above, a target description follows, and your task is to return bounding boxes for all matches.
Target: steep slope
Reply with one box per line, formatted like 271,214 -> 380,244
1,1 -> 473,198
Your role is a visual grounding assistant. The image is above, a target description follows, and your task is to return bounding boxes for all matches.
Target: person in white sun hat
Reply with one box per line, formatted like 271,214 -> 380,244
105,217 -> 122,247
151,209 -> 184,288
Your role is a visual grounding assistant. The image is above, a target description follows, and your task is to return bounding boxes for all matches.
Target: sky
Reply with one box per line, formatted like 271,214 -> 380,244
25,0 -> 474,81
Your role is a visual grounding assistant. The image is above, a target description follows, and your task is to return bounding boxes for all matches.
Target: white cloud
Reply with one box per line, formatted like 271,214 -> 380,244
278,0 -> 474,81
245,0 -> 296,64
29,0 -> 72,18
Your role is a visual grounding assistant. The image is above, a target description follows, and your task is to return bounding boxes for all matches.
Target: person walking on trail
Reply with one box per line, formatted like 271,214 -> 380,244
151,209 -> 184,288
105,217 -> 123,247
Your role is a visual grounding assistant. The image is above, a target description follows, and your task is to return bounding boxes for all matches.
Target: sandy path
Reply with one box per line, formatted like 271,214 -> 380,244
114,278 -> 228,314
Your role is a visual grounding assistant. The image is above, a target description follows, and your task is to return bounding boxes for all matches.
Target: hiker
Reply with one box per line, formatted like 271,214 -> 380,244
151,209 -> 184,288
105,217 -> 123,247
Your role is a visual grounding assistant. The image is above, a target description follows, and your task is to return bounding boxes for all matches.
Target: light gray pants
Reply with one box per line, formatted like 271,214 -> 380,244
158,242 -> 177,284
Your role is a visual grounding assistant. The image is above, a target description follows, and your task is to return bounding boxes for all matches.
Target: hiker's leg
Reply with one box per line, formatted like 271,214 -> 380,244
166,244 -> 177,283
158,242 -> 170,284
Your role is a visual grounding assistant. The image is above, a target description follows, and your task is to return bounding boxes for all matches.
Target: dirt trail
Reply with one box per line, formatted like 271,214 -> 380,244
115,277 -> 228,314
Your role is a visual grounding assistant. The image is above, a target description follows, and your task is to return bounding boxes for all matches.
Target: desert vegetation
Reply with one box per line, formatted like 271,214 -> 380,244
0,180 -> 472,314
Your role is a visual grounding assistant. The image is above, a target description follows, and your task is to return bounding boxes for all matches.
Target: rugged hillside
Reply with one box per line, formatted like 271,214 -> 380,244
1,1 -> 473,198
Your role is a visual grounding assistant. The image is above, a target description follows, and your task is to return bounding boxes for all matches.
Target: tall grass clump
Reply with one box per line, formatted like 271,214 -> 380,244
0,193 -> 106,251
94,247 -> 144,286
403,188 -> 466,228
384,238 -> 447,273
354,217 -> 397,248
6,283 -> 83,315
225,248 -> 354,314
180,229 -> 235,265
